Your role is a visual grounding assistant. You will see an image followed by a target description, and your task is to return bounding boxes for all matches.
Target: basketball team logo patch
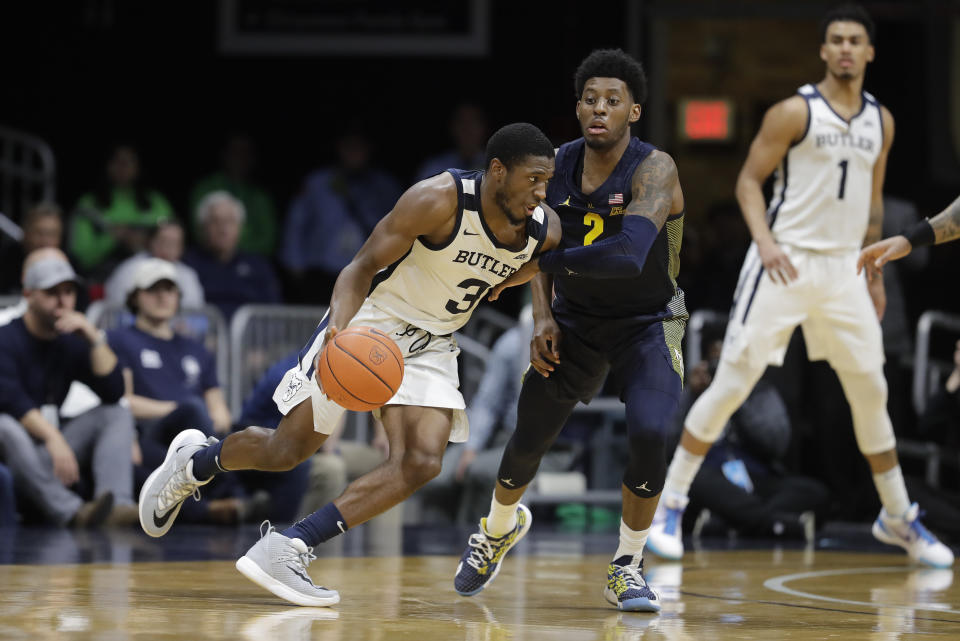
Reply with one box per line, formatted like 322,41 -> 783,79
369,347 -> 386,364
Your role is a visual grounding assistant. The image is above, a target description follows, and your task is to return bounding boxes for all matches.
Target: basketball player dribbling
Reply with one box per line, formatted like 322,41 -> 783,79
454,49 -> 688,612
138,123 -> 562,606
648,3 -> 953,568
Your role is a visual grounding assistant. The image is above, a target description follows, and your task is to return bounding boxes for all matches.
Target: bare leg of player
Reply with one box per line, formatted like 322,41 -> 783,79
333,404 -> 452,525
233,404 -> 452,607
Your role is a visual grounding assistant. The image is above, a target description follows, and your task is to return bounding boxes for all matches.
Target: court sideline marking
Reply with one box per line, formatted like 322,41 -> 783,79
763,566 -> 960,616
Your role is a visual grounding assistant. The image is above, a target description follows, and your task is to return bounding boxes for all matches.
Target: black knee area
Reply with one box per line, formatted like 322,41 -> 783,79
621,388 -> 676,498
497,371 -> 578,489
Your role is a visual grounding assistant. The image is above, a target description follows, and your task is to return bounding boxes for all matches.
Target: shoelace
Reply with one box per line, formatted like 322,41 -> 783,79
259,521 -> 318,578
617,563 -> 647,590
465,532 -> 497,570
157,467 -> 203,512
908,509 -> 936,544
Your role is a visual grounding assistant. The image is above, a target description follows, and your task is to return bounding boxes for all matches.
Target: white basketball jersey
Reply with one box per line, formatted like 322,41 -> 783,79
367,169 -> 548,335
767,84 -> 884,252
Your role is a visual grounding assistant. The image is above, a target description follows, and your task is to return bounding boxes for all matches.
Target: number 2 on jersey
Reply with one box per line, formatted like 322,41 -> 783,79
837,159 -> 848,200
583,212 -> 603,245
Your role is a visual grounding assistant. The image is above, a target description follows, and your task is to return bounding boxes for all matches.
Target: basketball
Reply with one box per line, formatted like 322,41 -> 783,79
317,326 -> 404,411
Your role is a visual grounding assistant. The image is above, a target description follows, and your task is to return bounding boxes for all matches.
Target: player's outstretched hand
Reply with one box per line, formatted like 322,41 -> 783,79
488,259 -> 540,301
757,239 -> 798,285
530,315 -> 561,377
857,235 -> 911,277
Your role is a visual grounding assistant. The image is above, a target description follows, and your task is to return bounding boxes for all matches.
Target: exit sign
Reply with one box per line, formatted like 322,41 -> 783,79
678,98 -> 734,142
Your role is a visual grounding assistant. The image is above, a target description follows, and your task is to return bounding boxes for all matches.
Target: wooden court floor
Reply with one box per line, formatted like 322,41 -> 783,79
0,546 -> 957,640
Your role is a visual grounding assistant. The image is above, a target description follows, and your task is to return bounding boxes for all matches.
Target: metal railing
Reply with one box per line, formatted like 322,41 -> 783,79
228,304 -> 327,418
912,310 -> 960,415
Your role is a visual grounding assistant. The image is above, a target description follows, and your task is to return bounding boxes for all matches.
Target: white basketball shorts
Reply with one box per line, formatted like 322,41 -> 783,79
720,243 -> 885,373
272,299 -> 469,442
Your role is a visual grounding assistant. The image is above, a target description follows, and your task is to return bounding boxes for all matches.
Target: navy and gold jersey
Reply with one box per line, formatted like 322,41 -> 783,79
546,138 -> 686,323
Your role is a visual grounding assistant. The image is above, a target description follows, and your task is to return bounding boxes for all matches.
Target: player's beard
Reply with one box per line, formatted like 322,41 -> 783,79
494,187 -> 526,225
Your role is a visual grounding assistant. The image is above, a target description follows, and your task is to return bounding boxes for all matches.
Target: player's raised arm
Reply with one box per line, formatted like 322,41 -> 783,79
735,96 -> 808,284
327,173 -> 458,332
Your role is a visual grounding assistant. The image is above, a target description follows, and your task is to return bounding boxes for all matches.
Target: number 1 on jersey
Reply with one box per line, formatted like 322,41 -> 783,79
837,159 -> 848,200
583,212 -> 603,245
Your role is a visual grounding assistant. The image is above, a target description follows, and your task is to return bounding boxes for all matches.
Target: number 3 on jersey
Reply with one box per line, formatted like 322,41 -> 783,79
583,212 -> 603,245
444,278 -> 490,314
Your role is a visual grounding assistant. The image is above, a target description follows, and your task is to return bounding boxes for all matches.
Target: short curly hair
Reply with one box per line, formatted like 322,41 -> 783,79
574,49 -> 647,105
820,3 -> 875,44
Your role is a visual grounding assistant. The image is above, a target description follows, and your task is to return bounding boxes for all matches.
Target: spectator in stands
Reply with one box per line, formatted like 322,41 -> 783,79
0,463 -> 14,526
0,202 -> 64,295
108,258 -> 261,524
69,144 -> 174,277
414,103 -> 488,181
189,134 -> 278,257
280,128 -> 401,303
0,248 -> 136,527
666,340 -> 829,541
104,219 -> 205,309
184,191 -> 281,321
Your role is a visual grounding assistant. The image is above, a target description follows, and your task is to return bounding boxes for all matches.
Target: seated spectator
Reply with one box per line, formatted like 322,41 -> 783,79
0,463 -> 15,527
189,134 -> 278,257
108,258 -> 261,524
184,191 -> 281,321
666,341 -> 829,541
280,129 -> 401,303
0,202 -> 64,295
104,219 -> 205,309
69,144 -> 174,277
0,249 -> 136,527
414,103 -> 488,181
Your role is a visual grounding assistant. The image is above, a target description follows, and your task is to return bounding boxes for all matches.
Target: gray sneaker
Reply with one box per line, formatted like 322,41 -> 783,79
236,521 -> 340,607
138,429 -> 213,537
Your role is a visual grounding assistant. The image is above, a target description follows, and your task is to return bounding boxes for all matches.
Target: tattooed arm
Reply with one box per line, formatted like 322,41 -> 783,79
858,193 -> 960,275
534,150 -> 681,277
930,194 -> 960,244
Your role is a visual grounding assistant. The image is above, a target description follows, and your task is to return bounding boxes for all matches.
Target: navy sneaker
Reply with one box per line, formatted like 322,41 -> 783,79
603,555 -> 661,612
454,504 -> 532,596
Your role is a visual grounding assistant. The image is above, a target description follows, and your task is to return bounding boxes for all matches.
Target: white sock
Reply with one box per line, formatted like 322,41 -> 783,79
873,465 -> 911,518
614,519 -> 649,565
485,493 -> 519,538
663,446 -> 705,499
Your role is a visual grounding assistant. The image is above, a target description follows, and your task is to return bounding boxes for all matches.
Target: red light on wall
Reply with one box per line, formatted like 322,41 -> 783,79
679,99 -> 734,142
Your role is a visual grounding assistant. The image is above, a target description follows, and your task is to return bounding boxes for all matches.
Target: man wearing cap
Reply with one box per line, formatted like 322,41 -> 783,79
109,259 -> 255,524
0,248 -> 135,527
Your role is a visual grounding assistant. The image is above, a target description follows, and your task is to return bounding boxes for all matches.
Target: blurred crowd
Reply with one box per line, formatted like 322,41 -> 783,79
0,102 -> 957,545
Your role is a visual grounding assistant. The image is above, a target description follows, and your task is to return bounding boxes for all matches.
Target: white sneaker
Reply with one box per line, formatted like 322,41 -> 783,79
236,521 -> 340,607
872,503 -> 954,569
138,429 -> 213,537
647,493 -> 688,561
